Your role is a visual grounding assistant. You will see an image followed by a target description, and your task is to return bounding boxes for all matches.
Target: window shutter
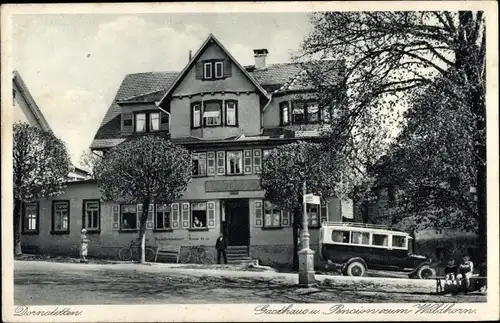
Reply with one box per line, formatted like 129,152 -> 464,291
195,62 -> 203,79
160,111 -> 170,132
137,204 -> 143,228
282,211 -> 291,227
253,149 -> 262,174
243,150 -> 253,174
223,59 -> 232,77
146,204 -> 154,229
112,205 -> 120,231
254,200 -> 263,227
207,151 -> 216,176
122,113 -> 134,133
216,151 -> 225,175
171,203 -> 180,229
207,201 -> 216,228
181,202 -> 190,229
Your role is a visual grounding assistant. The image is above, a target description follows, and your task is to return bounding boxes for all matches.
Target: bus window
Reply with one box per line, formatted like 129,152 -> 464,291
352,231 -> 370,245
372,234 -> 388,246
332,230 -> 350,243
392,235 -> 406,248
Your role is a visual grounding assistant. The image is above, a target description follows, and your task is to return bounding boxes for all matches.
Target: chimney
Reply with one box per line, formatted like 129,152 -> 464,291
188,50 -> 192,62
253,49 -> 269,69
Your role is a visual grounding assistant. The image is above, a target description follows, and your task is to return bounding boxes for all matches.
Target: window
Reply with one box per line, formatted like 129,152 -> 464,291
192,152 -> 207,176
52,201 -> 69,233
121,205 -> 138,230
372,234 -> 389,246
332,230 -> 350,243
149,112 -> 160,132
83,200 -> 100,231
307,204 -> 319,227
264,201 -> 281,228
392,235 -> 406,248
306,102 -> 320,124
155,204 -> 171,230
280,102 -> 290,126
203,101 -> 222,126
191,202 -> 207,228
192,103 -> 201,128
292,101 -> 305,124
226,151 -> 243,175
135,111 -> 161,132
322,106 -> 331,124
204,63 -> 212,79
215,61 -> 224,78
23,202 -> 38,233
135,113 -> 146,132
225,101 -> 237,126
352,231 -> 370,245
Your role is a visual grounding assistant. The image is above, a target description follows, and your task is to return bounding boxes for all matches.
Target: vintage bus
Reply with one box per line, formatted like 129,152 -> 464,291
319,222 -> 435,279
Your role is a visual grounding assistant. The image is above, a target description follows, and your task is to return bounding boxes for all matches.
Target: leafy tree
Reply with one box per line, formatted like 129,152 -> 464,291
299,11 -> 486,261
13,122 -> 72,255
93,136 -> 192,263
260,141 -> 337,268
78,149 -> 103,178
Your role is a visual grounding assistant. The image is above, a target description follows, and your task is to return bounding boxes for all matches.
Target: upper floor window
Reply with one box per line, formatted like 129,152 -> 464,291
306,102 -> 320,124
215,62 -> 224,79
23,202 -> 39,234
225,101 -> 237,126
280,102 -> 290,126
192,103 -> 202,128
52,200 -> 70,234
204,63 -> 212,79
292,101 -> 306,125
192,152 -> 207,176
135,111 -> 160,133
83,199 -> 100,232
203,101 -> 222,126
226,151 -> 243,175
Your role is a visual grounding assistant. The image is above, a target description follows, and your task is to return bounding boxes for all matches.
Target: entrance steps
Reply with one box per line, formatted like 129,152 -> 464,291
226,245 -> 252,264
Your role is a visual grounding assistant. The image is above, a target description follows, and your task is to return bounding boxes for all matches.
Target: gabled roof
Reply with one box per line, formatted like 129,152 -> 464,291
12,70 -> 52,132
157,34 -> 269,106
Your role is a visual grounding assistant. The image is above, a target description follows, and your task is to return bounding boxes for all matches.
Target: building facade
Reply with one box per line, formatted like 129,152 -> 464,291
21,34 -> 354,267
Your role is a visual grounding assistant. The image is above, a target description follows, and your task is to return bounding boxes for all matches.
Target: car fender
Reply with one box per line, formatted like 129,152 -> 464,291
342,257 -> 367,272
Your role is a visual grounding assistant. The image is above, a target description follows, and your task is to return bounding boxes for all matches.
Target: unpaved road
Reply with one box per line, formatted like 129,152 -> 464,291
13,261 -> 486,304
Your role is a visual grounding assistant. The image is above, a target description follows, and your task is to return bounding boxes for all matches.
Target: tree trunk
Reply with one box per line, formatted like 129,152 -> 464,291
138,198 -> 150,264
14,199 -> 23,256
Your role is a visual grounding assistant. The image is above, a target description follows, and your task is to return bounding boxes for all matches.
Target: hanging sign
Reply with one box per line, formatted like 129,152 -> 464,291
303,194 -> 321,205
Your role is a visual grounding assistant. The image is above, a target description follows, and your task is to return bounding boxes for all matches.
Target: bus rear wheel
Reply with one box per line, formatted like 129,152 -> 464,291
346,261 -> 366,277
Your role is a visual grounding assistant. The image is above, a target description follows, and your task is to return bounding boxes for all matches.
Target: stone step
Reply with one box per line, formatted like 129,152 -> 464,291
227,246 -> 249,251
227,254 -> 250,259
227,250 -> 249,255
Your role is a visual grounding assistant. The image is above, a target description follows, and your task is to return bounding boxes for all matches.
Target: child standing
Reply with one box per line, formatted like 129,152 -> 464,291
80,229 -> 89,263
456,254 -> 474,292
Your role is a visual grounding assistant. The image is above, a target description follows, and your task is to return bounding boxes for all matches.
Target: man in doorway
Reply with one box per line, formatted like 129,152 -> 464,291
215,233 -> 228,264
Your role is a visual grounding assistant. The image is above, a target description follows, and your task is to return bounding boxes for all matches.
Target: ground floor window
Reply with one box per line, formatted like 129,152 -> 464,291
52,200 -> 70,233
83,199 -> 100,231
264,201 -> 281,228
306,202 -> 327,228
121,205 -> 138,230
155,204 -> 171,230
191,202 -> 207,228
23,202 -> 39,233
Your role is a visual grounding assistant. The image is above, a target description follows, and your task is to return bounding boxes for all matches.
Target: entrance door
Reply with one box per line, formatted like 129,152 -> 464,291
225,199 -> 250,246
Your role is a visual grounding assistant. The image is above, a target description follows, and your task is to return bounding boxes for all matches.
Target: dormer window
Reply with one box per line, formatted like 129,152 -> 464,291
134,111 -> 161,133
215,62 -> 224,79
203,63 -> 212,79
135,113 -> 146,132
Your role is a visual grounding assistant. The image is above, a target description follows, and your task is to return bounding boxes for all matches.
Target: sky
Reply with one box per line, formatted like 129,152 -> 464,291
12,13 -> 312,166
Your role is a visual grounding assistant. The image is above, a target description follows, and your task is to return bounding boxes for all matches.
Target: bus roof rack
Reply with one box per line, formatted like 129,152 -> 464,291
321,222 -> 391,230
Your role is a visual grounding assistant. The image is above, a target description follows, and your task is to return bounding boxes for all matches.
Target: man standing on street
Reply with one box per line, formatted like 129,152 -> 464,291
215,233 -> 227,264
